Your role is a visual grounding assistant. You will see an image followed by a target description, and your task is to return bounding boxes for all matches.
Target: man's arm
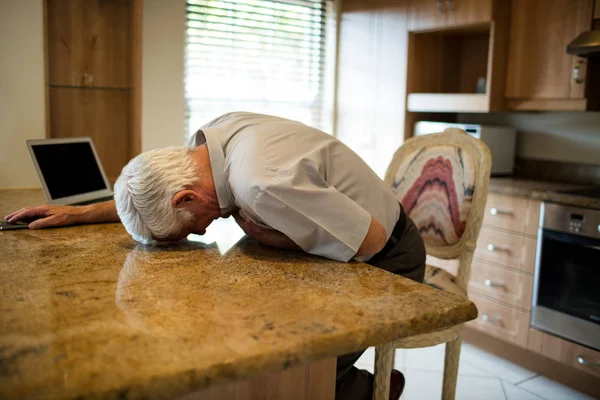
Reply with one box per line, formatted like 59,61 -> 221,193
4,200 -> 119,229
233,210 -> 386,257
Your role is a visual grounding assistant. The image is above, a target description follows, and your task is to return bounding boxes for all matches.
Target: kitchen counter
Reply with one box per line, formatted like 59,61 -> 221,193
0,189 -> 477,400
489,177 -> 600,209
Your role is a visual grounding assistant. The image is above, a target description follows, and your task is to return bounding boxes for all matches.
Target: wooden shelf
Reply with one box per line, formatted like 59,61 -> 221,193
407,93 -> 489,112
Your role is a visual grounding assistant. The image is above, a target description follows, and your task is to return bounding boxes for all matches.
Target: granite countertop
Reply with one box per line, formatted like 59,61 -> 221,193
0,189 -> 477,400
489,177 -> 600,210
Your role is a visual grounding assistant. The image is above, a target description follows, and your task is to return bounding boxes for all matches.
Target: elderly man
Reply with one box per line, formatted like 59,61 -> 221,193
6,112 -> 425,400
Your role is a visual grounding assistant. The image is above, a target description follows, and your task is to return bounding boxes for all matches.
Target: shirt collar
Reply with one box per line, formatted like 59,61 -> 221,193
196,127 -> 235,215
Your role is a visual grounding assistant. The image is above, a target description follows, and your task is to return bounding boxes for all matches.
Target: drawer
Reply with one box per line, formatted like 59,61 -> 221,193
467,294 -> 530,348
483,193 -> 540,236
475,227 -> 537,274
528,328 -> 600,378
468,260 -> 534,310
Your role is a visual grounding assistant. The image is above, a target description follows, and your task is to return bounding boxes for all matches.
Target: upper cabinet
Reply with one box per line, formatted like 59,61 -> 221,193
408,0 -> 493,31
505,0 -> 595,111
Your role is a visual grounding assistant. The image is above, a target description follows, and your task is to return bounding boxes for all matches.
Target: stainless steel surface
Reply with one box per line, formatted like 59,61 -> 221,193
486,243 -> 509,253
484,279 -> 505,288
541,202 -> 600,240
577,356 -> 600,367
566,30 -> 600,56
481,313 -> 502,325
572,59 -> 585,83
490,207 -> 512,216
531,306 -> 600,351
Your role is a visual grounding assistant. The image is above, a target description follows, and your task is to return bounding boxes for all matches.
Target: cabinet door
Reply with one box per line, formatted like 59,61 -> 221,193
505,0 -> 593,99
408,0 -> 447,31
445,0 -> 493,27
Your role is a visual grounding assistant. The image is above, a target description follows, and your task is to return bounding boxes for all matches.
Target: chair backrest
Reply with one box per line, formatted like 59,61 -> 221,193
384,128 -> 491,289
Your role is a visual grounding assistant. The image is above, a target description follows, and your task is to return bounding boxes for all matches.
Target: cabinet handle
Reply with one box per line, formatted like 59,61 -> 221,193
482,313 -> 502,325
484,279 -> 505,289
436,0 -> 444,14
446,0 -> 453,12
490,208 -> 512,216
573,60 -> 585,84
487,243 -> 510,253
577,356 -> 600,367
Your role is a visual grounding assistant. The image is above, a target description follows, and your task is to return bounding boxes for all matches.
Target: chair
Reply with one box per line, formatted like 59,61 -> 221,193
373,128 -> 492,400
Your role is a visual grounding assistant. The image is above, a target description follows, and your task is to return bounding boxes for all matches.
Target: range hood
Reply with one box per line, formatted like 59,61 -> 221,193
566,30 -> 600,56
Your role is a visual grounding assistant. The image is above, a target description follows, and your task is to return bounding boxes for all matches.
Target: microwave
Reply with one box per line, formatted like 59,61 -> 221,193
414,121 -> 516,176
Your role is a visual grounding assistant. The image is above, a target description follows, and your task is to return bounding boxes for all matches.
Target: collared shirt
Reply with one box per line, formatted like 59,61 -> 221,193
187,112 -> 401,262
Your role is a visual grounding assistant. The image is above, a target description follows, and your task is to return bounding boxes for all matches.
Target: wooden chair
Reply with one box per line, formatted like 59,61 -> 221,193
373,128 -> 492,400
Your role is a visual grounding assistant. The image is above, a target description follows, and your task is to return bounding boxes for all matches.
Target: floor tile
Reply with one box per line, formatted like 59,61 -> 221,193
401,369 -> 506,400
518,376 -> 595,400
459,342 -> 538,384
501,382 -> 544,400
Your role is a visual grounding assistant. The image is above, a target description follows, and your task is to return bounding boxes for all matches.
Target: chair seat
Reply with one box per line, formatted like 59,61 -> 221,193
424,265 -> 466,298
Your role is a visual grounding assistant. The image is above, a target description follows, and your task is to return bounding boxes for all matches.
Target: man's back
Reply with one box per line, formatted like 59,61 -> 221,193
193,112 -> 401,262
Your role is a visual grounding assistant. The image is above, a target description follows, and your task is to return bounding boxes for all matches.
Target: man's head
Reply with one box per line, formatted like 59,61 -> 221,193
114,146 -> 220,244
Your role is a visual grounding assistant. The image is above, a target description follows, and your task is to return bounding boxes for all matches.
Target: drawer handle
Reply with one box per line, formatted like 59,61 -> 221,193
481,313 -> 502,325
490,208 -> 513,216
487,243 -> 510,253
577,356 -> 600,367
484,279 -> 505,289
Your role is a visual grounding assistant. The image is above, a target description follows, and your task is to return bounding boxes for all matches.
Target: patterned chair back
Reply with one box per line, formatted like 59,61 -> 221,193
384,128 -> 491,263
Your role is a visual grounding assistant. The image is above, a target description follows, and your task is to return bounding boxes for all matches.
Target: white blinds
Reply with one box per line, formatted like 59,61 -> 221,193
184,0 -> 334,136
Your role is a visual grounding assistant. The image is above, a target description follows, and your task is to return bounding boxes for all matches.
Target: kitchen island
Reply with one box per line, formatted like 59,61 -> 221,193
0,189 -> 477,399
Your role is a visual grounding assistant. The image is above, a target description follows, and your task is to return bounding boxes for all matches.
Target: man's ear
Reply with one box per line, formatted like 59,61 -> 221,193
172,190 -> 200,208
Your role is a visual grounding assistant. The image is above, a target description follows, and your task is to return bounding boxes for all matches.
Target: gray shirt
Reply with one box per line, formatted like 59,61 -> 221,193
187,112 -> 400,262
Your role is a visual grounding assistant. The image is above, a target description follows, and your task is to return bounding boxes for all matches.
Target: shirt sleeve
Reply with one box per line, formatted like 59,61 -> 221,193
248,171 -> 372,262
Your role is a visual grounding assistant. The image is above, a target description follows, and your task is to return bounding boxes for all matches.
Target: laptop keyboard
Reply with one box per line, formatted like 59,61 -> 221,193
72,196 -> 114,206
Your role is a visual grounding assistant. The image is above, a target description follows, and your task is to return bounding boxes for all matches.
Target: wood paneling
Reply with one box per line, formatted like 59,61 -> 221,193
49,88 -> 131,181
467,294 -> 530,348
475,227 -> 537,274
482,193 -> 541,237
505,0 -> 594,99
178,357 -> 336,400
469,260 -> 534,310
47,0 -> 132,88
506,98 -> 588,111
446,0 -> 493,27
408,0 -> 446,31
130,0 -> 143,157
528,329 -> 600,379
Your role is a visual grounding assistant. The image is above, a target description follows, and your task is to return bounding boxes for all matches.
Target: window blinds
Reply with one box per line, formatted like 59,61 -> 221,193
184,0 -> 333,136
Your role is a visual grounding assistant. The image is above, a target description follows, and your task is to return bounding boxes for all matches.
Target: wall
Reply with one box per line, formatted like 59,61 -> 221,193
0,0 -> 46,188
141,0 -> 186,152
457,112 -> 600,166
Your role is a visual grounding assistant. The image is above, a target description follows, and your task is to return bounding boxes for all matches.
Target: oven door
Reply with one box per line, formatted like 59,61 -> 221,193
532,227 -> 600,350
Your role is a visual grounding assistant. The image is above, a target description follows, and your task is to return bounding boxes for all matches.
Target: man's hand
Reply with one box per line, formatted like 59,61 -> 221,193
233,210 -> 301,251
4,200 -> 119,229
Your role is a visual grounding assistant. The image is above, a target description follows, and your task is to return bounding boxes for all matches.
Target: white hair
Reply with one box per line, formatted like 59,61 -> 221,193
114,146 -> 199,244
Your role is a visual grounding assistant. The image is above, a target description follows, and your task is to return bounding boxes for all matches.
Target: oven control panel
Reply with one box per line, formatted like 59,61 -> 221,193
541,202 -> 600,239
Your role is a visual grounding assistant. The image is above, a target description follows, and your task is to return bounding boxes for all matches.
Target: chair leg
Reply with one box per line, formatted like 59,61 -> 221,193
442,337 -> 462,400
373,342 -> 395,400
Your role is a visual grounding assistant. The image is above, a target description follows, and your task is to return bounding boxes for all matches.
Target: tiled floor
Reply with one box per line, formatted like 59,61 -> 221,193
355,342 -> 595,400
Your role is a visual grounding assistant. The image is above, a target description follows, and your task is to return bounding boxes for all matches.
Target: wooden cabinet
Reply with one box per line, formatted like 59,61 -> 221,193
528,328 -> 600,378
505,0 -> 595,111
408,0 -> 492,31
45,0 -> 142,182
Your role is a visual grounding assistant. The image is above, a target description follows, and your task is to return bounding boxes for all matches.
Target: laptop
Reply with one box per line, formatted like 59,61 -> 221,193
27,137 -> 114,206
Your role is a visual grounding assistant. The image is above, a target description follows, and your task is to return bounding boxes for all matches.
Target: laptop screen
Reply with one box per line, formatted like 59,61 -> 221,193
30,142 -> 108,199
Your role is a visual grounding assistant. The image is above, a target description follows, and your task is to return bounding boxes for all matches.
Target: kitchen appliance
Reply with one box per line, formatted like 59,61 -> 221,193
532,196 -> 600,351
414,121 -> 516,176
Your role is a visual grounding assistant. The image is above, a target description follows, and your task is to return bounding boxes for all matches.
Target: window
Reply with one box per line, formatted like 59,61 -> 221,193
184,0 -> 335,136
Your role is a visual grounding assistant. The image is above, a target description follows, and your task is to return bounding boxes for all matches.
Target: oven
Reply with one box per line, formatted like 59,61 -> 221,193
532,202 -> 600,351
